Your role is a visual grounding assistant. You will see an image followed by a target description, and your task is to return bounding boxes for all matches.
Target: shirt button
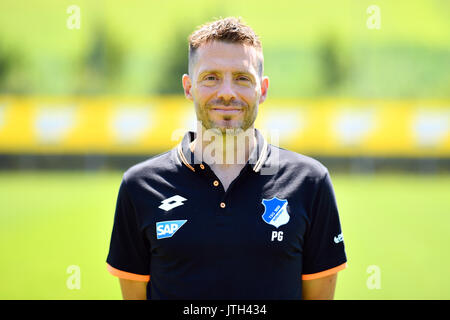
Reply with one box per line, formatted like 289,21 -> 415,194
213,180 -> 219,187
220,202 -> 226,208
199,164 -> 205,170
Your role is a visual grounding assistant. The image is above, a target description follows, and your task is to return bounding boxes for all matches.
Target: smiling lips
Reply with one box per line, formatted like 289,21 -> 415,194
210,107 -> 243,115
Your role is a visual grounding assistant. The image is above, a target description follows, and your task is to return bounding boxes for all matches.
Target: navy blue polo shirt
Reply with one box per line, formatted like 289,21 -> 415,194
106,129 -> 347,299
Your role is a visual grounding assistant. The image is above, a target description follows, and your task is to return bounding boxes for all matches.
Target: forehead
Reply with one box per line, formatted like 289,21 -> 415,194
192,41 -> 260,76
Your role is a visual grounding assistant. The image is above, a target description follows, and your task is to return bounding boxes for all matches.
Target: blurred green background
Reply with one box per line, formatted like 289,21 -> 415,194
0,0 -> 449,299
0,0 -> 449,97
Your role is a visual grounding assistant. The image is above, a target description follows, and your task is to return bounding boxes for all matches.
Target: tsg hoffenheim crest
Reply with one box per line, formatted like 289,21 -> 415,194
261,197 -> 290,228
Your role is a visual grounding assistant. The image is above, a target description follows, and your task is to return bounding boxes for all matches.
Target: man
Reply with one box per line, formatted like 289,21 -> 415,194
106,17 -> 347,300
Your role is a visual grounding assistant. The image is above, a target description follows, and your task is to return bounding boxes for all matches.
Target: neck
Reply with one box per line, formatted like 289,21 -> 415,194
190,126 -> 256,170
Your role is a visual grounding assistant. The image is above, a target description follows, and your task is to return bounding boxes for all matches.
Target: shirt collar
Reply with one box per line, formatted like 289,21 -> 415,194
177,128 -> 269,173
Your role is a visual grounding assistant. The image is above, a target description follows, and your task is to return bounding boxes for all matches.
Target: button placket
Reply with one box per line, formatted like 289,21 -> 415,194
199,163 -> 227,214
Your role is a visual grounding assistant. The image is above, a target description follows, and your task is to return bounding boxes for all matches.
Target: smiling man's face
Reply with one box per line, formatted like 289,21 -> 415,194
183,41 -> 269,134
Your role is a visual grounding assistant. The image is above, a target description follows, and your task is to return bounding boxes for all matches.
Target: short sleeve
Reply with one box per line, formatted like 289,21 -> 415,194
106,177 -> 150,282
302,172 -> 347,280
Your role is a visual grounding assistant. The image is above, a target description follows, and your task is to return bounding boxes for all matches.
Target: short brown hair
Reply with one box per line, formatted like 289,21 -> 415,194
188,17 -> 263,76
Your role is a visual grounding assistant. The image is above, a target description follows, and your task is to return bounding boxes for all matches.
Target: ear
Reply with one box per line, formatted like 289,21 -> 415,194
182,74 -> 193,101
259,76 -> 269,104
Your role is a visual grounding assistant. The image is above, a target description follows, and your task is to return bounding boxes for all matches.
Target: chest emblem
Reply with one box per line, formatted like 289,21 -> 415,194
261,197 -> 290,228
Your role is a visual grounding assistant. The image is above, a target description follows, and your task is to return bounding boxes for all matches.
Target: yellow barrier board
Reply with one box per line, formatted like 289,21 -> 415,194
0,97 -> 448,157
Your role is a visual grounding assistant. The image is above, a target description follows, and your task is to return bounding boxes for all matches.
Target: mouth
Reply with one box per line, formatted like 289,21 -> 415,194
210,107 -> 243,115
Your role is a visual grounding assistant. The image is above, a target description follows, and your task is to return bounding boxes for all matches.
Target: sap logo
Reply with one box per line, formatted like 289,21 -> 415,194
156,220 -> 187,239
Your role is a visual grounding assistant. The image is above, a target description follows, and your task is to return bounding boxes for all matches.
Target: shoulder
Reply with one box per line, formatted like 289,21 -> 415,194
268,144 -> 329,181
122,149 -> 177,186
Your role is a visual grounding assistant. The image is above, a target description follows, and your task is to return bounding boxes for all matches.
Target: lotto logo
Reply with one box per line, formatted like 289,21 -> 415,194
156,220 -> 187,239
334,233 -> 344,244
159,195 -> 187,211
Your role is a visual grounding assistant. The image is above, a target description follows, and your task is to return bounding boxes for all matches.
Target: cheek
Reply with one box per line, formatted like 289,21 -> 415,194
240,87 -> 259,105
195,85 -> 215,97
196,89 -> 217,107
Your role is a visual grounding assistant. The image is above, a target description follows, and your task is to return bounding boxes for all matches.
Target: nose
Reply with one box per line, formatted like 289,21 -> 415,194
216,78 -> 237,104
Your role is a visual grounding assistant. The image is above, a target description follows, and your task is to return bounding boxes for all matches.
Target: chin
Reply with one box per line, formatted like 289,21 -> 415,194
215,125 -> 248,135
199,116 -> 252,133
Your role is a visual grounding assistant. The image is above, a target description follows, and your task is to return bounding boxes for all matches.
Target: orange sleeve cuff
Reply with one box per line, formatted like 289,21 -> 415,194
301,262 -> 348,280
106,263 -> 150,282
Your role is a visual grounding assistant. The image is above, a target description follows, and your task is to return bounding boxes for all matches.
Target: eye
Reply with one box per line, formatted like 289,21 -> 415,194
237,75 -> 250,82
204,75 -> 217,81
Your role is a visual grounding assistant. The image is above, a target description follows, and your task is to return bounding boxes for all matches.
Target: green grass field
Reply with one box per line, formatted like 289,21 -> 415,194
0,170 -> 449,299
